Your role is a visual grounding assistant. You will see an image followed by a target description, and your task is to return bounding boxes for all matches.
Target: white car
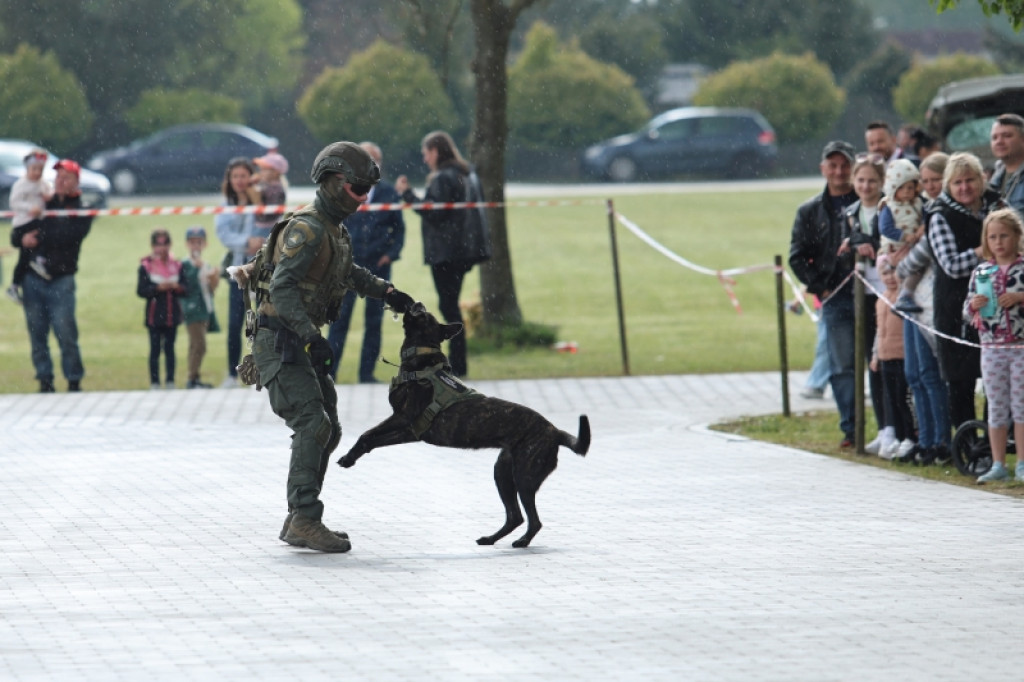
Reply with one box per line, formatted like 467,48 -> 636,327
0,139 -> 111,212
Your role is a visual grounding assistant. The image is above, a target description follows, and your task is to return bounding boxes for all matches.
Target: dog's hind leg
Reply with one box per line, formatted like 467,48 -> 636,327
476,450 -> 524,546
511,447 -> 558,548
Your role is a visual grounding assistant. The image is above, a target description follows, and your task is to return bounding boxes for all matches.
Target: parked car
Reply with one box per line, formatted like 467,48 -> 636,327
0,139 -> 110,213
86,123 -> 279,195
580,107 -> 777,182
925,74 -> 1024,168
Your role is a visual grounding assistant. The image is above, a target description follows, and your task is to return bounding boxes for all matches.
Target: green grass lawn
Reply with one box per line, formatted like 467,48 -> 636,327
0,188 -> 821,393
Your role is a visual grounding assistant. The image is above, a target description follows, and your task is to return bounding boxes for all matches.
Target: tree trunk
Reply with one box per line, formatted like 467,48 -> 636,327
468,0 -> 541,329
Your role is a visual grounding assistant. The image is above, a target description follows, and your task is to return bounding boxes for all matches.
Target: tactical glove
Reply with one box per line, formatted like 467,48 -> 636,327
306,336 -> 334,376
384,288 -> 415,314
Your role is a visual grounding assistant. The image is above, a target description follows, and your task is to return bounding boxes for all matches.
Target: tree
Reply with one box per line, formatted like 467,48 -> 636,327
0,44 -> 93,151
931,0 -> 1024,30
125,89 -> 244,137
892,53 -> 1001,123
575,8 -> 669,101
468,0 -> 544,329
655,0 -> 877,79
844,43 -> 914,108
296,40 -> 457,158
0,0 -> 305,149
693,52 -> 846,144
508,22 -> 650,151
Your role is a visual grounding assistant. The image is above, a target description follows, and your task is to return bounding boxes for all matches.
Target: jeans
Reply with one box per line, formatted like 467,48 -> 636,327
227,284 -> 246,378
805,318 -> 831,391
148,326 -> 178,385
327,262 -> 390,382
903,320 -> 950,448
21,272 -> 84,383
822,292 -> 855,439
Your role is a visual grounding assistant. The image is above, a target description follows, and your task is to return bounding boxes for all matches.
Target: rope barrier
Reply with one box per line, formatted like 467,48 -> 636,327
0,198 -> 603,220
614,210 -> 776,314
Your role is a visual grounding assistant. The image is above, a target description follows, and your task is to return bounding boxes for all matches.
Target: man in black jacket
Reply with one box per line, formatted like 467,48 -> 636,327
788,141 -> 859,447
11,159 -> 93,393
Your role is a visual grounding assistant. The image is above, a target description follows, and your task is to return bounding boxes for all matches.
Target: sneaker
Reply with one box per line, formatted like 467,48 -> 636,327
220,375 -> 239,388
977,462 -> 1010,484
896,439 -> 917,458
893,294 -> 923,314
68,380 -> 80,392
39,379 -> 55,394
1016,461 -> 1024,481
839,437 -> 854,449
150,382 -> 161,391
880,439 -> 902,460
283,514 -> 351,553
279,511 -> 348,544
865,435 -> 883,455
28,259 -> 51,281
933,445 -> 952,466
187,379 -> 213,389
5,284 -> 22,305
165,381 -> 175,390
896,444 -> 920,464
800,387 -> 825,399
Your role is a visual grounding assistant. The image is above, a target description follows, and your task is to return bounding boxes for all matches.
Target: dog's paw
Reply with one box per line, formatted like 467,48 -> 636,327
476,536 -> 496,546
337,455 -> 356,468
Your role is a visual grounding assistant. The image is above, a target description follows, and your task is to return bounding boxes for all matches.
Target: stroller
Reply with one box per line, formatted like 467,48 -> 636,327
951,418 -> 1018,477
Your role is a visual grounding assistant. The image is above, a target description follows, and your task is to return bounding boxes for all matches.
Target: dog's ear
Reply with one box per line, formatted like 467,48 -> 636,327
441,323 -> 463,341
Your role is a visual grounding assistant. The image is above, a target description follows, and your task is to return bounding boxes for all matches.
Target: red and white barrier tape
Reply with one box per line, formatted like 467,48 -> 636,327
0,198 -> 601,220
614,211 -> 775,314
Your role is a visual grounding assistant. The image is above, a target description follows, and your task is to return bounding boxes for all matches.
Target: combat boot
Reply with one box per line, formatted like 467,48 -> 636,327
279,511 -> 348,544
283,514 -> 351,553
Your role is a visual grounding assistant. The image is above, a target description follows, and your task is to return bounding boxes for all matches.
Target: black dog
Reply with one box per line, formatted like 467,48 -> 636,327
338,302 -> 590,548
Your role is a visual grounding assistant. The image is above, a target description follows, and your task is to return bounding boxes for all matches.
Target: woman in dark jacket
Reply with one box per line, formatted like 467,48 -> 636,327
396,131 -> 490,377
927,152 -> 1004,428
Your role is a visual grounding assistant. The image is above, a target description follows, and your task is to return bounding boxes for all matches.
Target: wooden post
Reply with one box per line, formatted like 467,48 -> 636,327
606,199 -> 630,376
775,255 -> 791,417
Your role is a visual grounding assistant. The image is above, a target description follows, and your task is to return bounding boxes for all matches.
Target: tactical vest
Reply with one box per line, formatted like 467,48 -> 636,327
252,205 -> 353,327
391,346 -> 483,437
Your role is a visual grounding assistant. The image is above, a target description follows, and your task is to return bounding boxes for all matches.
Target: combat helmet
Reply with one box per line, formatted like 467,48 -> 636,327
310,141 -> 381,188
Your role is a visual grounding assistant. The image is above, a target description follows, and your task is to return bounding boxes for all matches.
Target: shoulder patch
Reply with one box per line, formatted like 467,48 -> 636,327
281,222 -> 315,258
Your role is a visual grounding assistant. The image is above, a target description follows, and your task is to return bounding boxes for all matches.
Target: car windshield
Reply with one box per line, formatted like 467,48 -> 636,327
946,116 -> 997,152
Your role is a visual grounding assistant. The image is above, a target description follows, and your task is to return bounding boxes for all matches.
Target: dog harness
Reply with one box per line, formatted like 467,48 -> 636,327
391,346 -> 483,437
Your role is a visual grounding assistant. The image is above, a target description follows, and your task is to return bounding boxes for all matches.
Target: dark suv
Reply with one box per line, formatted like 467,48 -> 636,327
580,107 -> 777,182
925,74 -> 1024,168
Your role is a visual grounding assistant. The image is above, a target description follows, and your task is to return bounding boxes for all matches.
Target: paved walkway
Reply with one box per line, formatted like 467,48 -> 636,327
1,373 -> 1022,681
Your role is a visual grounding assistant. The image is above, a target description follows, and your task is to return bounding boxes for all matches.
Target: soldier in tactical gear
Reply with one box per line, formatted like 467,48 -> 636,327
247,141 -> 415,553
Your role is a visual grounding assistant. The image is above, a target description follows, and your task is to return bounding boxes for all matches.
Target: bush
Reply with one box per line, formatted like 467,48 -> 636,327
297,40 -> 457,157
693,52 -> 845,144
892,53 -> 1001,124
844,43 -> 913,106
508,22 -> 650,150
125,88 -> 245,137
0,44 -> 93,151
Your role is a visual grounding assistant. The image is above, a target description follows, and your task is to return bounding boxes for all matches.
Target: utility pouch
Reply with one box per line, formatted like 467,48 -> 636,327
236,354 -> 262,390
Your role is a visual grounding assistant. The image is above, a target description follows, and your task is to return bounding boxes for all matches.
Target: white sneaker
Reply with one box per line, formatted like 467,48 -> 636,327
220,375 -> 239,388
5,284 -> 22,305
880,439 -> 901,460
896,439 -> 916,458
865,436 -> 882,455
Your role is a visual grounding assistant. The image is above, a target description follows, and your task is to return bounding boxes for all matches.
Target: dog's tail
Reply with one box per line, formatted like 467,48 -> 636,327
560,415 -> 590,456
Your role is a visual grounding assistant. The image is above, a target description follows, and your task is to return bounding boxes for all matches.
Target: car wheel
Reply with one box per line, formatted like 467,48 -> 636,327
606,156 -> 638,183
111,168 -> 140,195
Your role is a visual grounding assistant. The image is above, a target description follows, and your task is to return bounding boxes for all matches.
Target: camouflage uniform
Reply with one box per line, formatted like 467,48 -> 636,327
250,142 -> 410,552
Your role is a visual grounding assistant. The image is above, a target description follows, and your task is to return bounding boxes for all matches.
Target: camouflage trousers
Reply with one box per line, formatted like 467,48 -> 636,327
253,327 -> 340,522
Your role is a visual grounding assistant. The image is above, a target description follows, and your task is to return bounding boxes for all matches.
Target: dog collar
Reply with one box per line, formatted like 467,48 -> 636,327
400,346 -> 442,360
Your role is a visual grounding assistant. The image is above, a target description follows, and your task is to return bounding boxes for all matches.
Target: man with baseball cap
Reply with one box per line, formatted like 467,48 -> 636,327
789,140 -> 860,448
11,159 -> 93,392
